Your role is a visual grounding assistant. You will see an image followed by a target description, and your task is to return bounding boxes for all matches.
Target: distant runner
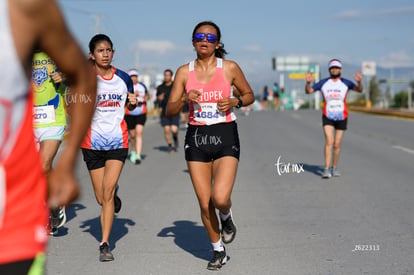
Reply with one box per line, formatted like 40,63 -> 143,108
305,59 -> 363,178
157,69 -> 180,153
125,69 -> 148,164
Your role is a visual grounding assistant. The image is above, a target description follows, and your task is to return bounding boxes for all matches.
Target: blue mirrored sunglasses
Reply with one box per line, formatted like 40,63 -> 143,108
194,33 -> 218,43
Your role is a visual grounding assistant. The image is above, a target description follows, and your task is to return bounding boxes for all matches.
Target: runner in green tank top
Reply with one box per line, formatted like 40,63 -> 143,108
32,51 -> 67,128
32,51 -> 68,235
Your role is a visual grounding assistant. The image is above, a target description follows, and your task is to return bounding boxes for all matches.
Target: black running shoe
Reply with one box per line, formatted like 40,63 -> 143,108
221,210 -> 236,244
174,139 -> 179,152
49,224 -> 58,236
48,215 -> 58,236
99,242 -> 114,262
56,206 -> 66,228
114,185 -> 121,214
207,249 -> 227,270
49,206 -> 66,235
135,154 -> 141,165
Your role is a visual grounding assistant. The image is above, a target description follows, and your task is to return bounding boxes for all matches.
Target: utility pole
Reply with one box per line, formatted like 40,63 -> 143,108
362,61 -> 376,109
366,76 -> 371,108
314,64 -> 320,110
63,6 -> 104,35
135,42 -> 140,70
91,14 -> 104,34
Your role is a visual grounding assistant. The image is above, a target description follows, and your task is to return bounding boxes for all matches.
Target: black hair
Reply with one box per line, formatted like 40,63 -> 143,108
192,21 -> 228,58
164,69 -> 174,76
88,34 -> 113,53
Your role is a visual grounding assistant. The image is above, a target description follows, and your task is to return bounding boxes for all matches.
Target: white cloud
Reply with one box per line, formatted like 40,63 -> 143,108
333,10 -> 361,19
137,40 -> 175,54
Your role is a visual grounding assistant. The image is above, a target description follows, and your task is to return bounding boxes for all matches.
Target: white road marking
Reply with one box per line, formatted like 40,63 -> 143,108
392,145 -> 414,155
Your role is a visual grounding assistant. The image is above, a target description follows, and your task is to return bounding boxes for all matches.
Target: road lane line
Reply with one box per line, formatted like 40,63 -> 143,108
392,145 -> 414,155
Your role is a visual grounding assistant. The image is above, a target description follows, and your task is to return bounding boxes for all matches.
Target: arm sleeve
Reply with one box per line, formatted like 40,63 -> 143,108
341,78 -> 356,90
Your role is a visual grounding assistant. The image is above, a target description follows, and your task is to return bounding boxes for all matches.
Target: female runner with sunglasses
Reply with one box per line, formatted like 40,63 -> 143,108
166,21 -> 254,271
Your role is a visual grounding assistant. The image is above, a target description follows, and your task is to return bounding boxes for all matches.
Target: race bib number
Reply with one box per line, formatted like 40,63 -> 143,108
33,105 -> 56,125
194,102 -> 226,125
326,100 -> 344,120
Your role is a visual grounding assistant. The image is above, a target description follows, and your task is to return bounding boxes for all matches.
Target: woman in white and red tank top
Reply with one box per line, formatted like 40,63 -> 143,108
166,21 -> 255,271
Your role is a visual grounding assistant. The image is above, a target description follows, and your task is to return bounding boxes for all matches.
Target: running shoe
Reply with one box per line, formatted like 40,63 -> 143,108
207,248 -> 227,270
49,206 -> 66,235
135,154 -> 141,165
332,167 -> 341,177
114,185 -> 122,214
221,210 -> 236,244
99,242 -> 114,262
48,223 -> 58,236
168,145 -> 174,154
57,206 -> 66,228
130,151 -> 137,164
321,168 -> 332,179
174,139 -> 179,152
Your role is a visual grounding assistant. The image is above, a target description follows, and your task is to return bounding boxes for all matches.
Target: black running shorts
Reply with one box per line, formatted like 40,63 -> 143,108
0,259 -> 34,275
81,148 -> 128,170
125,114 -> 147,129
184,121 -> 240,162
322,115 -> 348,130
161,115 -> 180,127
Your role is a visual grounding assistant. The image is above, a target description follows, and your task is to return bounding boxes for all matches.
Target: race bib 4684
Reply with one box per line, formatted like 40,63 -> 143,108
194,102 -> 226,125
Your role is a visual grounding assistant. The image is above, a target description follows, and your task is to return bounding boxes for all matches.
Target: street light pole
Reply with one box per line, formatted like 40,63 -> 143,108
365,76 -> 371,108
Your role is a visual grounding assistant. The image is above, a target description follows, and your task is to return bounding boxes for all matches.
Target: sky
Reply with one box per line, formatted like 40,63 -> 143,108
57,0 -> 414,92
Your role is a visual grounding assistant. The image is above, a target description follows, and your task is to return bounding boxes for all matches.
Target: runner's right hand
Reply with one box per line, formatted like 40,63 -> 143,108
47,164 -> 79,208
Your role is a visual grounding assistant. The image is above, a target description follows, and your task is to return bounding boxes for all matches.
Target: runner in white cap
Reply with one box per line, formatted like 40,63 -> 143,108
125,69 -> 149,164
305,59 -> 363,178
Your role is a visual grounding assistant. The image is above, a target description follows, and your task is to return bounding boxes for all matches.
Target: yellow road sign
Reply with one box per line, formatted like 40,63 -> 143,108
289,72 -> 309,79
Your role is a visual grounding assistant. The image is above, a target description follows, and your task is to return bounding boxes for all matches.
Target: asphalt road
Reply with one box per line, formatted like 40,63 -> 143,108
46,110 -> 414,275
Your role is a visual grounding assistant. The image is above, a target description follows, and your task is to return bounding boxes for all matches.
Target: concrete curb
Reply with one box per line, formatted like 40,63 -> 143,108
349,106 -> 414,120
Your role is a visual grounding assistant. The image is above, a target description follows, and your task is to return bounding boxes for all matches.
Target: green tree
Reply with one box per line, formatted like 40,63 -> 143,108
392,91 -> 408,108
369,77 -> 381,105
385,86 -> 392,108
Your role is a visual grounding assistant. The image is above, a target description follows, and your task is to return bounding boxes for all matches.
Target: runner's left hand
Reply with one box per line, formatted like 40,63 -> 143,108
48,164 -> 79,208
354,71 -> 363,83
217,97 -> 238,112
128,93 -> 137,105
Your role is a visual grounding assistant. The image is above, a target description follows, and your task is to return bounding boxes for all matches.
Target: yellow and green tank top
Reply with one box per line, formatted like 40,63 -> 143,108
32,52 -> 66,128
